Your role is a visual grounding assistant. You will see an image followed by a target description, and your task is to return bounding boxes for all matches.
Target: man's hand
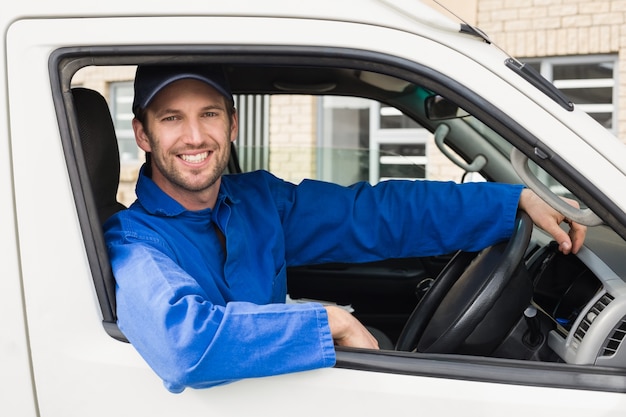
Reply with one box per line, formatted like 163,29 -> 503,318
325,306 -> 379,349
518,189 -> 587,255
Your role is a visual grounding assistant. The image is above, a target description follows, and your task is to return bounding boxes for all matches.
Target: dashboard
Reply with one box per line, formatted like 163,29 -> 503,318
528,226 -> 626,368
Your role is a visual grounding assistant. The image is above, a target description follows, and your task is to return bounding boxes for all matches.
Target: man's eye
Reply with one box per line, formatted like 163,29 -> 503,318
162,115 -> 178,121
203,112 -> 218,118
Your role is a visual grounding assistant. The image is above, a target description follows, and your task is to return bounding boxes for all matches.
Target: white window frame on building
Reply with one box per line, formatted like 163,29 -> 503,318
109,81 -> 138,163
369,102 -> 429,184
525,55 -> 618,134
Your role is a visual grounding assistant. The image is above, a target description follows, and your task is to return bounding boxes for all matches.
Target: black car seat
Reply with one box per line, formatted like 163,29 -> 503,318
72,87 -> 127,224
72,87 -> 127,341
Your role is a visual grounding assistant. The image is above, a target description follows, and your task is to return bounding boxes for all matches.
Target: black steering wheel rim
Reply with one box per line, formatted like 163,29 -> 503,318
395,210 -> 533,353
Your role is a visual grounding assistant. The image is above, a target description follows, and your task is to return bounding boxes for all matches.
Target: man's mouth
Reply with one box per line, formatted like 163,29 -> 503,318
179,151 -> 210,164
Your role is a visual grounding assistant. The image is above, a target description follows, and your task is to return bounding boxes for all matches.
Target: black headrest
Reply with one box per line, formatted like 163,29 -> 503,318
72,87 -> 126,224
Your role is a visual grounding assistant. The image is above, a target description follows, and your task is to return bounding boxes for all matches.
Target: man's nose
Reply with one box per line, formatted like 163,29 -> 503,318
182,119 -> 204,145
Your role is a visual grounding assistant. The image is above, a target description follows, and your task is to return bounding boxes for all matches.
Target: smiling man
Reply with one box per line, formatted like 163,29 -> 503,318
104,64 -> 585,393
131,66 -> 237,210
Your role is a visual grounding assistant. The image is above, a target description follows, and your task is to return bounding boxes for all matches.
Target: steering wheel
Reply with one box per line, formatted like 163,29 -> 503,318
395,211 -> 534,354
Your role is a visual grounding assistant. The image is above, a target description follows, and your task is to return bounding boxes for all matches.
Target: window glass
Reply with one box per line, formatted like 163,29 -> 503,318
318,97 -> 430,185
266,96 -> 433,186
552,61 -> 613,80
84,65 -> 578,207
379,105 -> 421,129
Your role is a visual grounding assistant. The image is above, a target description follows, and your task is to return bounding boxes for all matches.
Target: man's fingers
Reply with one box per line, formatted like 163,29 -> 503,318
568,221 -> 587,254
542,220 -> 573,254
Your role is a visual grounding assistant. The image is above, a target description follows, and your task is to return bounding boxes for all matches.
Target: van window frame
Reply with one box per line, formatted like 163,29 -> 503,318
49,44 -> 622,393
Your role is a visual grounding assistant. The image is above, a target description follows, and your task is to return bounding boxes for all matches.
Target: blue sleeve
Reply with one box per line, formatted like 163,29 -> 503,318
279,179 -> 524,265
105,219 -> 336,393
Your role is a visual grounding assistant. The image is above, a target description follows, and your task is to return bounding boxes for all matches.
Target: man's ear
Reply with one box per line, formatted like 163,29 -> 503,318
230,110 -> 239,143
133,118 -> 152,153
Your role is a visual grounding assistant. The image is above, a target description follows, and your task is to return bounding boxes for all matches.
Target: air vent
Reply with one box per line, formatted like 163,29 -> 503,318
571,293 -> 614,350
600,317 -> 626,357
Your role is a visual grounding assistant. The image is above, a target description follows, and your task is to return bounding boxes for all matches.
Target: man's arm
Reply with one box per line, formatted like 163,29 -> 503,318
328,188 -> 588,351
107,240 -> 337,392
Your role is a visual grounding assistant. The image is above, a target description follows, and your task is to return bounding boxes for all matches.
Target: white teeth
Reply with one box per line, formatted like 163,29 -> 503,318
180,152 -> 209,163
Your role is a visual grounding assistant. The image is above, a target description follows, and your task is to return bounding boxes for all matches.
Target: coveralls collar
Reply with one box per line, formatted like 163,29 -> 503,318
135,164 -> 237,216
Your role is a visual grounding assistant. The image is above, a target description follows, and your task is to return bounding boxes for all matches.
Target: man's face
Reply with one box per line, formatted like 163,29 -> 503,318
133,79 -> 237,208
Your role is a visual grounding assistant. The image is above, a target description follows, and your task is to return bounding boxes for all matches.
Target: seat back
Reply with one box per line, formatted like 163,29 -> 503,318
72,87 -> 126,224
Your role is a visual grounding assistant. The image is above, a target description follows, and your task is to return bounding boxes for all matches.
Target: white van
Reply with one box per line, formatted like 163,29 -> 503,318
2,1 -> 626,415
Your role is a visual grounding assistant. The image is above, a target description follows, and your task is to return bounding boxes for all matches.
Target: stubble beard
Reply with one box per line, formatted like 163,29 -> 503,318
153,145 -> 231,194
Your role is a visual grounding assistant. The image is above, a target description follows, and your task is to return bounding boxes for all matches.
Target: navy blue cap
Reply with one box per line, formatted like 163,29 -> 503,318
132,64 -> 233,116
